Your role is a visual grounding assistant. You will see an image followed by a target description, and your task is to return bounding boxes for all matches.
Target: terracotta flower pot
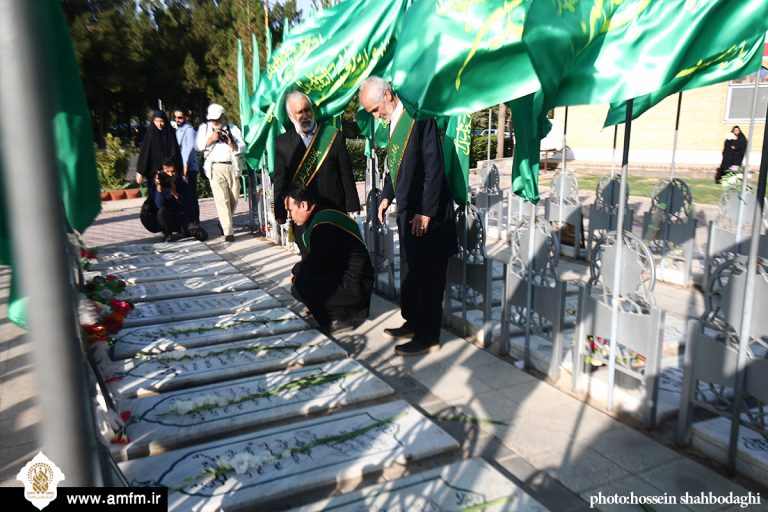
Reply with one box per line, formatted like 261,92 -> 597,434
100,191 -> 111,201
109,189 -> 126,201
124,188 -> 141,199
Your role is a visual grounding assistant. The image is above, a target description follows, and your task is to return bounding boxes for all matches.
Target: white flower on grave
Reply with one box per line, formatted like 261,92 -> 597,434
216,396 -> 230,407
78,294 -> 101,325
172,400 -> 195,415
226,452 -> 258,475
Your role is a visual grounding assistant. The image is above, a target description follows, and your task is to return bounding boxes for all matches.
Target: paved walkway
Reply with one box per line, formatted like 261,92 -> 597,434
1,195 -> 767,511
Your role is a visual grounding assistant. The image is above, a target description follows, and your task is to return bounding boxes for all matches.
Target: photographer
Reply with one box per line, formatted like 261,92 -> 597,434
141,158 -> 207,242
195,103 -> 245,242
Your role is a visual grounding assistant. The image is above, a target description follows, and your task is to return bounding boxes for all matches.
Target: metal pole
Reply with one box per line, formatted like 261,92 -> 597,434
660,93 -> 683,271
734,76 -> 762,247
557,107 -> 569,232
486,108 -> 493,164
368,119 -> 380,293
610,125 -> 618,177
727,101 -> 768,475
606,99 -> 634,412
0,2 -> 94,484
523,204 -> 536,369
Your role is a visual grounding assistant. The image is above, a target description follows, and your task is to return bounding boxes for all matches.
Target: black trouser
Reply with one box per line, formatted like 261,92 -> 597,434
157,207 -> 191,236
291,280 -> 370,326
399,255 -> 449,344
187,171 -> 200,222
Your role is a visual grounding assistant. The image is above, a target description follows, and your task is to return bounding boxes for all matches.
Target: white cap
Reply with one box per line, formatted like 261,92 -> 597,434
206,103 -> 225,120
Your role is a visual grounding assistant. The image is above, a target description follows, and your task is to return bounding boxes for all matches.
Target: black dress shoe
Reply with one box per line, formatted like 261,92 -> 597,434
224,235 -> 235,242
384,324 -> 415,339
394,339 -> 440,356
162,234 -> 173,243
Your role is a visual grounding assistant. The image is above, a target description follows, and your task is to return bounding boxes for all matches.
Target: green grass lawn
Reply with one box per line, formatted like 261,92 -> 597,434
540,175 -> 727,206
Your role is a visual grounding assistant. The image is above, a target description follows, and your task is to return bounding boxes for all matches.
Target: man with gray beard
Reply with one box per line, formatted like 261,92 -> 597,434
273,91 -> 360,253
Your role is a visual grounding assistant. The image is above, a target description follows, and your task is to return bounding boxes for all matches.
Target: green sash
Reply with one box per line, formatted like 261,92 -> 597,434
303,210 -> 364,253
386,108 -> 415,193
291,122 -> 338,186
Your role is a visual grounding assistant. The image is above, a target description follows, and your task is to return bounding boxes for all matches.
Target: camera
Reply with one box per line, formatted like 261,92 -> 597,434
216,126 -> 230,144
158,173 -> 172,189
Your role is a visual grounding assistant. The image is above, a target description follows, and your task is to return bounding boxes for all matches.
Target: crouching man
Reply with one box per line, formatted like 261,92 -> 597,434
141,158 -> 208,242
286,184 -> 373,334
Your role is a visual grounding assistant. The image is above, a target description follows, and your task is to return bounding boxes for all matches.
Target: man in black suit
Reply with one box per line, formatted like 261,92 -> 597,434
273,91 -> 360,253
287,184 -> 373,334
359,76 -> 458,356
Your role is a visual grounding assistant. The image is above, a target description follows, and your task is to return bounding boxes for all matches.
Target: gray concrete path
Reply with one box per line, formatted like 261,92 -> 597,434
1,195 -> 766,512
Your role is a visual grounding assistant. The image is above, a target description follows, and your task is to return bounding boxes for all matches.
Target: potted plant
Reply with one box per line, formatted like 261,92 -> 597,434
95,133 -> 130,200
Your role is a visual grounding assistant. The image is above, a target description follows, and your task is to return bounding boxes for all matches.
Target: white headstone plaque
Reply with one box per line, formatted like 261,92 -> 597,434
119,401 -> 459,511
110,330 -> 346,397
292,458 -> 550,511
112,308 -> 308,360
85,260 -> 238,283
123,275 -> 259,302
90,250 -> 222,270
123,290 -> 279,328
112,359 -> 394,460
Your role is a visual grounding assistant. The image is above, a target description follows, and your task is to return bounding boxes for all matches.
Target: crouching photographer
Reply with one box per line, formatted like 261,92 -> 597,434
140,158 -> 208,243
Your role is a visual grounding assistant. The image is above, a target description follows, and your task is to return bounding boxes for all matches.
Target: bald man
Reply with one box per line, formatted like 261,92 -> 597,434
273,91 -> 360,253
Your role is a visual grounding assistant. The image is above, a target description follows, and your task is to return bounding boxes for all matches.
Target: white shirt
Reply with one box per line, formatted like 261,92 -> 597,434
389,100 -> 404,137
195,122 -> 245,179
297,122 -> 317,148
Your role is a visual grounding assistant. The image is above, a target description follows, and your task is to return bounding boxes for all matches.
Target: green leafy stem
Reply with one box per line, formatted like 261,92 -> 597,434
149,342 -> 322,363
158,369 -> 362,417
427,413 -> 507,426
118,316 -> 295,342
170,412 -> 406,493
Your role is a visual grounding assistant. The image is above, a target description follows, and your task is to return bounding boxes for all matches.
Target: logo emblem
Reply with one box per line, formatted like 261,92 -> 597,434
17,452 -> 65,510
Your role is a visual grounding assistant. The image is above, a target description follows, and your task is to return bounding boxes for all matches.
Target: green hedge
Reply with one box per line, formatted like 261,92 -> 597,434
346,138 -> 385,182
470,135 -> 514,168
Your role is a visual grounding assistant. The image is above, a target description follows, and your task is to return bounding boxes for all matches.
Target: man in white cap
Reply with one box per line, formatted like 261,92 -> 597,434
195,103 -> 246,242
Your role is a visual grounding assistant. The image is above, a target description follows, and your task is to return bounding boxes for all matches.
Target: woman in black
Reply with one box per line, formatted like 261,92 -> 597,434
715,126 -> 747,183
135,110 -> 182,198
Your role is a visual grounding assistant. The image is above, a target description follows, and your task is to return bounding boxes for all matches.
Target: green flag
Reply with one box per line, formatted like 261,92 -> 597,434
524,0 -> 768,109
441,114 -> 472,205
0,0 -> 100,328
391,0 -> 539,118
255,0 -> 407,120
507,91 -> 550,204
605,33 -> 767,126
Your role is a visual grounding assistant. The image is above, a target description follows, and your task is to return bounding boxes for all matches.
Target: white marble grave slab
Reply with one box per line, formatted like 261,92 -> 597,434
508,334 -> 569,376
97,240 -> 206,256
291,458 -> 549,511
122,275 -> 258,302
119,400 -> 459,512
85,260 -> 238,284
112,308 -> 307,359
110,330 -> 346,398
90,250 -> 222,270
112,359 -> 394,460
691,415 -> 768,485
123,290 -> 279,328
662,315 -> 687,356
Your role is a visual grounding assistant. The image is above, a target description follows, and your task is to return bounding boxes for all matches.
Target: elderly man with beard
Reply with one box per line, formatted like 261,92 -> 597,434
359,76 -> 458,356
273,91 -> 360,253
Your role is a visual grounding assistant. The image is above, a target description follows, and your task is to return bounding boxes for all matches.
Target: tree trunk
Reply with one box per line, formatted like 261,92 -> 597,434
496,103 -> 506,159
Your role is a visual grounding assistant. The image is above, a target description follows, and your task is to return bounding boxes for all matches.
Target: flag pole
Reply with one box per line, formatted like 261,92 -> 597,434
606,99 -> 633,412
660,92 -> 683,271
728,100 -> 768,475
734,74 -> 762,247
557,107 -> 569,235
610,125 -> 618,178
0,1 -> 96,484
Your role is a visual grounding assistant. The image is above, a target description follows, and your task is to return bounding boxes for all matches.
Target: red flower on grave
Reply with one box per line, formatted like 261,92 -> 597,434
110,433 -> 130,445
110,298 -> 133,315
120,411 -> 132,422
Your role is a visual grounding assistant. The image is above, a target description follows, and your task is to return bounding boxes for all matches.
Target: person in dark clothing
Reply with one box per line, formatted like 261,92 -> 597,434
715,125 -> 748,183
360,76 -> 458,356
141,159 -> 207,242
273,91 -> 360,253
135,110 -> 182,199
287,185 -> 373,334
